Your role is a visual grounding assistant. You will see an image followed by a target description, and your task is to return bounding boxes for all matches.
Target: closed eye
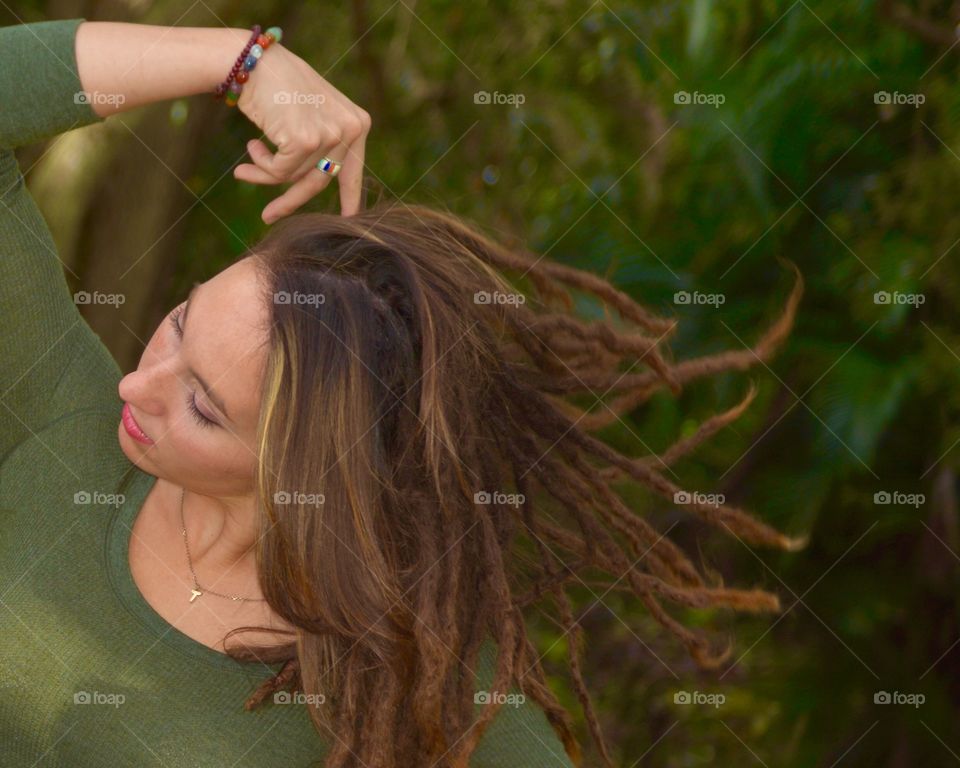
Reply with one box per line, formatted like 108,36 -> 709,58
168,304 -> 217,428
169,304 -> 185,339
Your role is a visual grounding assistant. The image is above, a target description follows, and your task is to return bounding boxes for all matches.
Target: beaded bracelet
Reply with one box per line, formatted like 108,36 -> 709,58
213,24 -> 283,107
213,25 -> 259,100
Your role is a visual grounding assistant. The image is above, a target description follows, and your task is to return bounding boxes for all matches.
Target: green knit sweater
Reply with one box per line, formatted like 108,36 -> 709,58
0,17 -> 575,767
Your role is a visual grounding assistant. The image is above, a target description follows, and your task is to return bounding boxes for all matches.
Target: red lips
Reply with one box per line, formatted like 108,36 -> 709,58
121,402 -> 155,445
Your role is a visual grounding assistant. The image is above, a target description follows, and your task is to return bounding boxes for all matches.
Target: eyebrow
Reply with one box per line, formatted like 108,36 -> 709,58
181,282 -> 232,423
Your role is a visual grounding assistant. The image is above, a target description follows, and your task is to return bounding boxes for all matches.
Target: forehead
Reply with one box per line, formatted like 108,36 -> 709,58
188,258 -> 269,425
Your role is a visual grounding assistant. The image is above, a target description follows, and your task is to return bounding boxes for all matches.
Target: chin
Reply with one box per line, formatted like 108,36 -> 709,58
117,422 -> 155,468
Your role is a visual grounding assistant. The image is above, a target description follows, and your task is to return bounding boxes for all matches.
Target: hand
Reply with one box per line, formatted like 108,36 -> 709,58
232,42 -> 371,221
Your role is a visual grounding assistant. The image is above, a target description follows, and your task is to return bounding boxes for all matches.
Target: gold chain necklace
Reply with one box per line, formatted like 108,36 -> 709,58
178,487 -> 266,604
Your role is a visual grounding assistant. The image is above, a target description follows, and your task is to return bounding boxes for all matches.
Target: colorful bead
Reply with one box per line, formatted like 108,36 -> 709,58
215,25 -> 282,105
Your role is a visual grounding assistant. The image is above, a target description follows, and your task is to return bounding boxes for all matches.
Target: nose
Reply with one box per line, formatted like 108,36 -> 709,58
118,369 -> 165,418
118,340 -> 176,417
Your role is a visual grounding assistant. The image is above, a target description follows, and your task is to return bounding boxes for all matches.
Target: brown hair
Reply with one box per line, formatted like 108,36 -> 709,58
221,202 -> 806,768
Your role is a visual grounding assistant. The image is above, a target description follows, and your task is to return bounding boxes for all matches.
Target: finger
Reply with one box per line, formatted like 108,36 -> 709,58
337,135 -> 366,217
261,154 -> 345,224
257,135 -> 317,180
243,138 -> 283,177
236,138 -> 327,186
234,162 -> 282,185
237,144 -> 343,187
238,137 -> 339,187
273,112 -> 364,183
259,138 -> 351,222
233,139 -> 281,185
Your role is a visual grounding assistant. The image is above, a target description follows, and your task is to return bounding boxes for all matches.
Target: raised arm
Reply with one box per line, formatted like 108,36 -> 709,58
0,18 -> 111,460
75,22 -> 253,118
0,16 -> 371,462
74,19 -> 371,220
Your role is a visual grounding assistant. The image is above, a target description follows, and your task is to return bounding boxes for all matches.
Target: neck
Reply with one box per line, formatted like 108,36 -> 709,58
169,480 -> 260,578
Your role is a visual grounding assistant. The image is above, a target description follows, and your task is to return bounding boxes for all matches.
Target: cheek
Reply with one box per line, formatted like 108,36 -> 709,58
167,422 -> 220,467
167,421 -> 254,478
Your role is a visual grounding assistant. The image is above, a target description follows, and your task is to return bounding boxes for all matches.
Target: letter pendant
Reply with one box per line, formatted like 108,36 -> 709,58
190,588 -> 202,602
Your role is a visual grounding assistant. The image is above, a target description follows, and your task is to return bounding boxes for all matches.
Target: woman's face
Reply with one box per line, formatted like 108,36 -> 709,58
117,257 -> 269,497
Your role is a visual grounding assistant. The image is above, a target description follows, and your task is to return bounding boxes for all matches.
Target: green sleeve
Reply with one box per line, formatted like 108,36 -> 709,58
470,638 -> 578,767
0,18 -> 112,460
0,18 -> 104,149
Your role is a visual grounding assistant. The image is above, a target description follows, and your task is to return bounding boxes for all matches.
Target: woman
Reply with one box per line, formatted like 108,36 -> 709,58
0,15 -> 806,768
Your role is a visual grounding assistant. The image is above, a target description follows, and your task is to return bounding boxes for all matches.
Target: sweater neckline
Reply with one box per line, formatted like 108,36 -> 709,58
105,466 -> 283,674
